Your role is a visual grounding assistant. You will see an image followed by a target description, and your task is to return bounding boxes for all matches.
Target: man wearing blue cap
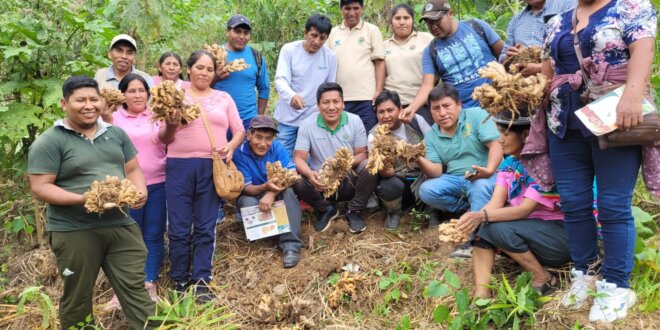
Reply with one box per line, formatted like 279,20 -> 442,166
213,14 -> 270,132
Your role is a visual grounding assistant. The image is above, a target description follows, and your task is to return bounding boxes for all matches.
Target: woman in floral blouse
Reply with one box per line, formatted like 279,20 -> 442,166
541,0 -> 656,323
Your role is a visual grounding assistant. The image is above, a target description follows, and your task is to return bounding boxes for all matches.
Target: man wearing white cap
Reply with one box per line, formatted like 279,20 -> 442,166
94,34 -> 154,90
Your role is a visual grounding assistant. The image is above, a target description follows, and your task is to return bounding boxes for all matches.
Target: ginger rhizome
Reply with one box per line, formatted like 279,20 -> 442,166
366,125 -> 398,175
503,45 -> 542,67
149,80 -> 201,125
318,147 -> 354,198
396,140 -> 425,170
100,88 -> 125,111
84,176 -> 140,214
203,43 -> 250,73
438,220 -> 469,243
472,61 -> 548,124
266,161 -> 301,188
328,272 -> 368,308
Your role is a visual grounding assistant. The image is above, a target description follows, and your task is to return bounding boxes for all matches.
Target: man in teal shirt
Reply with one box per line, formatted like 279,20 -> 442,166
417,84 -> 502,257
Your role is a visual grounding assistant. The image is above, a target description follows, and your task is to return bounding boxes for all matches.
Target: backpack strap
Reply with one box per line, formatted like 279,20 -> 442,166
250,46 -> 263,80
429,40 -> 441,86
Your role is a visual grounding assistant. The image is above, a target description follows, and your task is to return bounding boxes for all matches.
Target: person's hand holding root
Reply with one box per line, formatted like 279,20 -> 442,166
399,105 -> 416,123
456,211 -> 484,235
265,180 -> 285,193
307,171 -> 325,192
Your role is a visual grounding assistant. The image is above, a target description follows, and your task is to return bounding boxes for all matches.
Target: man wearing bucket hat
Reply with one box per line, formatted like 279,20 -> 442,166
232,115 -> 303,268
455,108 -> 569,299
400,0 -> 503,122
94,34 -> 154,90
213,14 -> 270,132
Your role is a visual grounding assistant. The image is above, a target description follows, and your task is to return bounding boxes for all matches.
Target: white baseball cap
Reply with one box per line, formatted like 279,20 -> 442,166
110,34 -> 137,51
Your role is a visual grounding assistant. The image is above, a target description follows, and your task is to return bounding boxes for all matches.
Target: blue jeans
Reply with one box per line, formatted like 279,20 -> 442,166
345,100 -> 377,133
129,182 -> 166,282
548,130 -> 640,288
277,123 -> 299,157
166,158 -> 220,283
419,174 -> 495,213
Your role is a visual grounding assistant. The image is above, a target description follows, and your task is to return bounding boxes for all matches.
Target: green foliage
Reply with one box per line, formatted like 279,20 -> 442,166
631,207 -> 660,312
395,315 -> 411,330
67,314 -> 100,330
425,270 -> 548,329
378,269 -> 413,304
408,207 -> 428,232
147,289 -> 238,329
16,286 -> 58,329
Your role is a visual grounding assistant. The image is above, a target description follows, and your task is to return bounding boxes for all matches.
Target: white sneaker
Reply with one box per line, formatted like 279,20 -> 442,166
588,280 -> 636,323
561,268 -> 594,308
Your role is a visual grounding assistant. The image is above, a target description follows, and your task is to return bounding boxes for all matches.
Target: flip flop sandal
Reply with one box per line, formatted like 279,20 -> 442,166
533,274 -> 559,296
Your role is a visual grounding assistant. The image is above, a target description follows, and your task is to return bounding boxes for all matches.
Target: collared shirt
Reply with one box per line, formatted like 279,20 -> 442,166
424,107 -> 500,176
273,40 -> 337,127
94,65 -> 154,90
233,140 -> 295,186
28,118 -> 137,232
384,31 -> 434,105
112,107 -> 166,185
294,112 -> 367,171
327,19 -> 385,101
499,0 -> 576,60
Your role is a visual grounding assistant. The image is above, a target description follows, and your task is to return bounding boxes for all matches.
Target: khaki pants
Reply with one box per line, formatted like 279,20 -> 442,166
50,223 -> 155,330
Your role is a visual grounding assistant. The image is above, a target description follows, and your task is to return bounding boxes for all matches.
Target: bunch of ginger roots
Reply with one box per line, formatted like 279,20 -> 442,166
84,176 -> 140,214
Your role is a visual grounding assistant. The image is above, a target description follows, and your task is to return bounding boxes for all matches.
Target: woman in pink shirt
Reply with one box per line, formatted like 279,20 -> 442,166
159,50 -> 244,301
456,110 -> 569,299
152,52 -> 190,89
106,74 -> 167,307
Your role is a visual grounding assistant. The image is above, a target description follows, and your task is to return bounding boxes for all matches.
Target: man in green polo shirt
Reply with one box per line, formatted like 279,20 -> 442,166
293,82 -> 378,233
417,84 -> 503,257
27,76 -> 155,329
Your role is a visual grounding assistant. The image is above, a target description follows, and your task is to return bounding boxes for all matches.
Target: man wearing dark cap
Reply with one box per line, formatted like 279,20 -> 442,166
94,34 -> 154,90
232,115 -> 303,268
400,0 -> 503,122
213,15 -> 270,132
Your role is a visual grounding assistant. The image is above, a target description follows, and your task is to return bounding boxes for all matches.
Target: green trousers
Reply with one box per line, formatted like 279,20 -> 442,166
50,223 -> 155,330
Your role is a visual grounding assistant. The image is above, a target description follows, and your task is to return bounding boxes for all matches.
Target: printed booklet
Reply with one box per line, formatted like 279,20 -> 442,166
240,200 -> 291,241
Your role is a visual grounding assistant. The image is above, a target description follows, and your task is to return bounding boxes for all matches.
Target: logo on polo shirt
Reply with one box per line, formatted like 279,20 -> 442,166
318,65 -> 328,70
358,36 -> 365,46
463,123 -> 472,137
342,133 -> 350,142
385,49 -> 392,56
410,45 -> 416,51
334,40 -> 341,47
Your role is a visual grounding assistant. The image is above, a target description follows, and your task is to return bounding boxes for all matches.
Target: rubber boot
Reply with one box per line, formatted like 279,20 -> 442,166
426,207 -> 440,228
383,198 -> 403,230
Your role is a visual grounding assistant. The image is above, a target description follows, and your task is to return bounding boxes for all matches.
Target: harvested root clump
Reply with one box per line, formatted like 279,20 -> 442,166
438,220 -> 469,243
226,58 -> 250,72
202,43 -> 250,73
266,161 -> 301,188
318,147 -> 353,198
203,43 -> 227,69
472,61 -> 548,124
149,80 -> 200,125
367,124 -> 398,175
328,272 -> 368,308
100,88 -> 125,111
84,176 -> 140,214
503,45 -> 542,67
396,140 -> 425,170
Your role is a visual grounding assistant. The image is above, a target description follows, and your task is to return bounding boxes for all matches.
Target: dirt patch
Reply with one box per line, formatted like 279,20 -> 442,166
2,209 -> 659,329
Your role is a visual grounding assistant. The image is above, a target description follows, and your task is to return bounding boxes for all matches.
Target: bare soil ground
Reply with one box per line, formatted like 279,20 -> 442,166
2,208 -> 658,329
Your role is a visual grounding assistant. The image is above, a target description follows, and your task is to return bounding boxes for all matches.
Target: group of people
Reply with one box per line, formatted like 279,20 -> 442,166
26,0 -> 656,328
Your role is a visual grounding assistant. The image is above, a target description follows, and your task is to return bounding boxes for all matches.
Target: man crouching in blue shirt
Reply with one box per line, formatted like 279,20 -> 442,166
233,115 -> 304,268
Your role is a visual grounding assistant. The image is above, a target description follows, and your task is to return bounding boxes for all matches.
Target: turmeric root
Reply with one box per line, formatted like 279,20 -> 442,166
266,161 -> 301,188
149,80 -> 200,125
318,148 -> 353,198
100,88 -> 125,111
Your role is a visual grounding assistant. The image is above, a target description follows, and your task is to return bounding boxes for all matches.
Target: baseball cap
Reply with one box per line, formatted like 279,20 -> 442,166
249,115 -> 279,133
420,0 -> 452,21
110,34 -> 137,51
227,14 -> 252,29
